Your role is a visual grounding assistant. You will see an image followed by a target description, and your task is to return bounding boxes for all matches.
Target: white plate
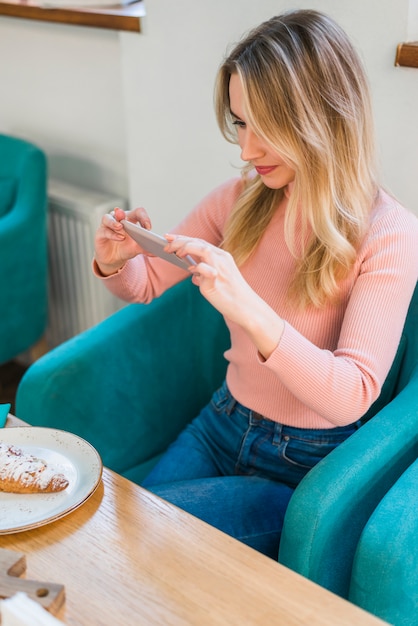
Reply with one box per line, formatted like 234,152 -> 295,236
0,427 -> 103,534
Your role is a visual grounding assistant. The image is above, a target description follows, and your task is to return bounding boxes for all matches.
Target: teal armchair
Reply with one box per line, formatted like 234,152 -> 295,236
0,134 -> 48,364
15,277 -> 418,621
278,281 -> 418,600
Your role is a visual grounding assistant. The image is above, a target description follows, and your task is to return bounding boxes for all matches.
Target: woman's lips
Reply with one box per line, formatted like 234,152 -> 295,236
255,165 -> 277,176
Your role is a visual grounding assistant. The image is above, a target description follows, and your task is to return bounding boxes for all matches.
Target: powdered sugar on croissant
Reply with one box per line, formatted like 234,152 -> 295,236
0,442 -> 69,494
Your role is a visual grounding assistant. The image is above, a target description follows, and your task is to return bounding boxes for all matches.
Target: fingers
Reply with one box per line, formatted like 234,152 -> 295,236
165,234 -> 224,266
114,207 -> 126,221
124,207 -> 152,230
105,206 -> 151,228
165,235 -> 234,291
100,210 -> 125,241
190,263 -> 218,281
100,205 -> 153,243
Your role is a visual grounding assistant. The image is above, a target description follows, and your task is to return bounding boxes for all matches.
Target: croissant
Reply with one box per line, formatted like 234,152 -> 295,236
0,442 -> 69,494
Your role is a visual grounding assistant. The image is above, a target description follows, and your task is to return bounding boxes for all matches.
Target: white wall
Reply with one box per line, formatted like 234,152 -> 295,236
1,0 -> 417,233
408,0 -> 418,38
0,19 -> 128,197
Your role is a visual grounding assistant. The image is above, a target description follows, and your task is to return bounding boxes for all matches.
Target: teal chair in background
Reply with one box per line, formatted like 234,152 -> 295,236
349,458 -> 418,625
0,134 -> 48,364
15,278 -> 418,621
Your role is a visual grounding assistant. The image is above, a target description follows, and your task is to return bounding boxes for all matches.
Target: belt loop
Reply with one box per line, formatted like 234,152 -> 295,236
250,410 -> 258,424
225,387 -> 237,416
273,422 -> 283,444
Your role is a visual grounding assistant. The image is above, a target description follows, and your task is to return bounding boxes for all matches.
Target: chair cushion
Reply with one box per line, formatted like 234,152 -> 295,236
0,177 -> 17,218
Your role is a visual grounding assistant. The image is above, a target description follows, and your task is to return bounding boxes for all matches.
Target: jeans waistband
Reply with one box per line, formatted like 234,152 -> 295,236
220,380 -> 361,434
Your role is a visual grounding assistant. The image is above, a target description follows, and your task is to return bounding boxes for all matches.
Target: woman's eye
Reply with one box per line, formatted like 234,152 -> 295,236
232,119 -> 246,129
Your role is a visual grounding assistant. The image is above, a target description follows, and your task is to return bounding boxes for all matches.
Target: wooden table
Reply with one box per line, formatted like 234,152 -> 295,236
1,416 -> 386,625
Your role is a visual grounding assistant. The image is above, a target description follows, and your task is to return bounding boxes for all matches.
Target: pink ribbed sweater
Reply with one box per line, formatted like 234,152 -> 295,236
96,178 -> 418,429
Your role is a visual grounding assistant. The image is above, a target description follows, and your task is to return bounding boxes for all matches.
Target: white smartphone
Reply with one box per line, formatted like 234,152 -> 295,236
121,220 -> 196,271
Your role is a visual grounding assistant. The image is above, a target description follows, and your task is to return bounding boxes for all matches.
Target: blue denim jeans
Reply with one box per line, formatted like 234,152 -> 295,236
143,381 -> 360,559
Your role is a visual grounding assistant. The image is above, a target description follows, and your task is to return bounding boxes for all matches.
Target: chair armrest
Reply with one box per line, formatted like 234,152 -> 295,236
278,366 -> 418,598
16,280 -> 230,475
349,457 -> 418,623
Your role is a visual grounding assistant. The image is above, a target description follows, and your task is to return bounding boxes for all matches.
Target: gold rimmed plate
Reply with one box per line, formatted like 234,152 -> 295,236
0,427 -> 103,534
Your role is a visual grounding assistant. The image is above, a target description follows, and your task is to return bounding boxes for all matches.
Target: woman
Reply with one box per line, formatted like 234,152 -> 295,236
94,10 -> 418,559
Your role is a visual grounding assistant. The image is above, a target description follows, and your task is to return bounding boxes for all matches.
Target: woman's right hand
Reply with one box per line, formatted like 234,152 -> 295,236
94,206 -> 152,276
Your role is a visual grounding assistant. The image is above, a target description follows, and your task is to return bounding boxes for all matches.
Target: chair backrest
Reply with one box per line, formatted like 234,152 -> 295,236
278,283 -> 418,599
360,282 -> 418,423
349,458 -> 418,624
0,134 -> 37,214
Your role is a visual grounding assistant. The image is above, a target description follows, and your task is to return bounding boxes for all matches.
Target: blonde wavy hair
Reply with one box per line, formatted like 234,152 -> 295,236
215,10 -> 379,307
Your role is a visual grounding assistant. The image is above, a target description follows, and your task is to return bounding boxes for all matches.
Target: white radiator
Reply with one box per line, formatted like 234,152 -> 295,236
46,179 -> 127,348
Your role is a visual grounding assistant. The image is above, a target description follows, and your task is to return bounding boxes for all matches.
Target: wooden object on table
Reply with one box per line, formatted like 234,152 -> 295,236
3,415 -> 387,625
0,549 -> 65,614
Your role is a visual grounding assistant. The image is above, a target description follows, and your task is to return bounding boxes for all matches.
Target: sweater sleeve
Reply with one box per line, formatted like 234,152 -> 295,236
262,202 -> 418,424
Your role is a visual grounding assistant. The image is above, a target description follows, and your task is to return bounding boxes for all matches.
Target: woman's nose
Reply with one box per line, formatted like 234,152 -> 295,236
240,128 -> 265,162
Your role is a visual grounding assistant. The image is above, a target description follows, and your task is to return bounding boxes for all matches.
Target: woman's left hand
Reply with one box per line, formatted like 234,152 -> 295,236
165,234 -> 252,322
165,234 -> 285,358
